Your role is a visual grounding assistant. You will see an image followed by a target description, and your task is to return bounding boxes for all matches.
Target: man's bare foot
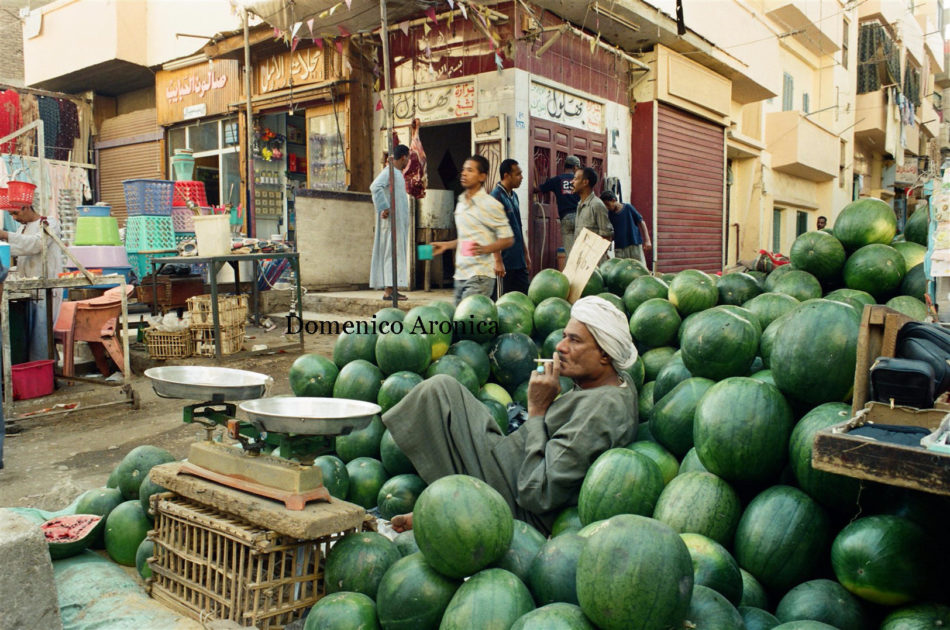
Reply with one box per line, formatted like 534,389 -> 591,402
391,513 -> 413,533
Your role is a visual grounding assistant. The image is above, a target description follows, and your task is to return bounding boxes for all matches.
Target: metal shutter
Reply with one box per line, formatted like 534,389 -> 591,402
96,109 -> 162,226
655,104 -> 725,273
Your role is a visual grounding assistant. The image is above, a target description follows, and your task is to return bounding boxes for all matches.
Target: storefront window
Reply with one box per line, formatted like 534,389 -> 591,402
308,113 -> 346,190
224,121 -> 239,146
168,127 -> 187,153
166,117 -> 239,208
221,151 -> 241,206
190,120 -> 219,153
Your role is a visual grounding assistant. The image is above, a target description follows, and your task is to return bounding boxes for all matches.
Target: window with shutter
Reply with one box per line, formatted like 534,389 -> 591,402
782,73 -> 794,112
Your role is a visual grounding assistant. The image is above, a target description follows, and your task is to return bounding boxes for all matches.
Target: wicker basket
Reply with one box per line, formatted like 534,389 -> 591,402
191,324 -> 245,356
148,495 -> 368,630
144,329 -> 193,360
187,294 -> 248,328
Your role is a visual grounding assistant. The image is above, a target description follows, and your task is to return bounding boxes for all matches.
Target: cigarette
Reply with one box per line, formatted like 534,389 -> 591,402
535,358 -> 554,373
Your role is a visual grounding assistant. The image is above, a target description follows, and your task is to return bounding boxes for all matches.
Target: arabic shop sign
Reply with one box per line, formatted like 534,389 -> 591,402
256,47 -> 337,94
529,82 -> 604,134
156,60 -> 240,126
392,81 -> 477,125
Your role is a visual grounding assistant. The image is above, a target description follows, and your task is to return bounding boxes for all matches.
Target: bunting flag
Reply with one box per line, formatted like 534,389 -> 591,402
315,37 -> 324,49
425,43 -> 432,59
374,78 -> 380,91
423,22 -> 431,36
590,34 -> 599,54
447,0 -> 454,8
338,24 -> 350,38
425,7 -> 438,23
344,0 -> 351,7
307,18 -> 314,38
343,57 -> 352,72
335,38 -> 344,55
273,27 -> 281,39
376,99 -> 384,111
495,53 -> 503,72
458,2 -> 467,19
291,36 -> 300,52
291,21 -> 302,38
399,21 -> 409,35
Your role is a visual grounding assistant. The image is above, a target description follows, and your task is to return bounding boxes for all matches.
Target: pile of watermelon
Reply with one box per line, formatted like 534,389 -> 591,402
289,197 -> 950,629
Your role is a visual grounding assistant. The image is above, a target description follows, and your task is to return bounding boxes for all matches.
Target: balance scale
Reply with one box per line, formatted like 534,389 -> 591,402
144,366 -> 380,510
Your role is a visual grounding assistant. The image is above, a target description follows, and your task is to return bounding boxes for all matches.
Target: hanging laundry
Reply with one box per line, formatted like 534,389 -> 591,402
56,99 -> 79,161
403,118 -> 428,199
37,96 -> 60,160
0,90 -> 21,154
18,93 -> 38,157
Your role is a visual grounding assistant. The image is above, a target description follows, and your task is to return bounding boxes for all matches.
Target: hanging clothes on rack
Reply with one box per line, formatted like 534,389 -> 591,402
56,100 -> 79,161
37,97 -> 60,160
18,93 -> 38,157
0,90 -> 21,154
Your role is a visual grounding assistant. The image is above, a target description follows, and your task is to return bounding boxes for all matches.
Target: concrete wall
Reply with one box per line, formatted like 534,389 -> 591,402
0,9 -> 24,84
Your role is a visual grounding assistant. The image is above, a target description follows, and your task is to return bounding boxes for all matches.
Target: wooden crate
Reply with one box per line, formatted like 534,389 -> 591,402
190,324 -> 245,357
813,402 -> 950,496
851,304 -> 914,416
137,275 -> 206,312
148,495 -> 368,630
187,294 -> 248,328
144,328 -> 192,360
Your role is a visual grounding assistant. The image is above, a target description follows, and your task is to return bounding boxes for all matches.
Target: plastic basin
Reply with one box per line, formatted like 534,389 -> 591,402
74,217 -> 122,246
67,246 -> 129,268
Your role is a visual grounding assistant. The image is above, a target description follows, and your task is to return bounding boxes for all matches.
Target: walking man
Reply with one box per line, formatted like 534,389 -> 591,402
573,167 -> 613,260
431,155 -> 514,304
536,155 -> 581,255
491,159 -> 531,295
369,144 -> 411,301
601,190 -> 651,265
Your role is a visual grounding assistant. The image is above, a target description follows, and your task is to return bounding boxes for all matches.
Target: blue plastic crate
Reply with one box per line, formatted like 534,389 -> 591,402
123,179 -> 174,216
125,216 -> 176,251
127,251 -> 178,280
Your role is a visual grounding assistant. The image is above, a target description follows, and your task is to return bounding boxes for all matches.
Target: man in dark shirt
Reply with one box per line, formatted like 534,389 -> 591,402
536,155 -> 581,255
601,190 -> 651,265
491,159 -> 531,294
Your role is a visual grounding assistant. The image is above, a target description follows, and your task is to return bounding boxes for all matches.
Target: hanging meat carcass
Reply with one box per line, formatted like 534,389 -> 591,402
403,118 -> 427,199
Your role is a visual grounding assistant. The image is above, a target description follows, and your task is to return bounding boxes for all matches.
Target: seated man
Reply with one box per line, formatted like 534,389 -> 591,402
382,295 -> 639,535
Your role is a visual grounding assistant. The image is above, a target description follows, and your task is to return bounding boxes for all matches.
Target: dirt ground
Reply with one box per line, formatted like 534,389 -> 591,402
0,322 -> 339,511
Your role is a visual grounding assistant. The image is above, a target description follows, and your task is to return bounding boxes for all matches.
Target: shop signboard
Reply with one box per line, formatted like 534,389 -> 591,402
156,60 -> 240,126
391,81 -> 477,125
529,82 -> 604,134
256,47 -> 341,94
894,159 -> 919,186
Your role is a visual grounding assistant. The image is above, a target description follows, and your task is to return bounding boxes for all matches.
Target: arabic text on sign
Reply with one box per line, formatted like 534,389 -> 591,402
393,82 -> 476,124
259,48 -> 326,93
165,70 -> 229,104
528,83 -> 604,134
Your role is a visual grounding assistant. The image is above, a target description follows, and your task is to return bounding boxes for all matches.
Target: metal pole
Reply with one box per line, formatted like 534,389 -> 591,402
243,8 -> 256,239
380,2 -> 398,309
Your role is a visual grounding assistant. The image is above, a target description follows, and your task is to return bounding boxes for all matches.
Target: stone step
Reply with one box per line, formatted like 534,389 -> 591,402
301,289 -> 455,318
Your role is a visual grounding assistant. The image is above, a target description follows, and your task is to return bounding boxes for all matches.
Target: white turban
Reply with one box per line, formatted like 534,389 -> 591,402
570,295 -> 638,372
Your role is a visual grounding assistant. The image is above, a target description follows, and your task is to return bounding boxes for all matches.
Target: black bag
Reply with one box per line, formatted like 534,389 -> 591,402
869,357 -> 935,408
896,322 -> 950,395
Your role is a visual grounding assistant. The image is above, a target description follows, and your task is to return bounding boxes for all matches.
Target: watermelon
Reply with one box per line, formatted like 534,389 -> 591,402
734,485 -> 830,593
377,474 -> 426,521
104,500 -> 151,566
626,441 -> 679,485
598,257 -> 623,279
479,382 -> 513,406
135,538 -> 153,580
334,415 -> 384,462
844,243 -> 906,300
333,329 -> 378,367
426,354 -> 479,395
413,475 -> 514,579
542,329 -> 565,358
771,270 -> 823,302
375,552 -> 461,630
597,292 -> 628,316
512,381 -> 530,408
378,371 -> 424,413
653,471 -> 741,546
742,292 -> 800,330
718,272 -> 762,305
903,206 -> 930,245
138,475 -> 166,516
771,622 -> 839,630
651,377 -> 715,457
527,533 -> 585,605
834,197 -> 898,249
289,354 -> 339,397
312,454 -> 349,499
775,579 -> 866,630
380,429 -> 415,475
581,269 -> 605,297
394,530 -> 420,557
764,265 -> 797,291
901,263 -> 927,299
885,295 -> 928,320
534,297 -> 572,339
642,347 -> 677,382
376,329 -> 431,376
893,241 -> 927,271
42,514 -> 102,560
333,359 -> 385,403
605,258 -> 648,295
576,514 -> 694,630
668,269 -> 718,315
881,604 -> 950,629
624,276 -> 669,314
680,307 -> 760,381
74,487 -> 124,549
511,603 -> 596,630
694,378 -> 793,484
497,301 -> 534,336
529,269 -> 570,304
740,569 -> 769,609
324,531 -> 400,599
403,305 -> 452,361
770,299 -> 859,404
578,448 -> 665,524
683,585 -> 745,630
493,519 -> 546,583
113,445 -> 176,500
454,294 -> 499,343
630,299 -> 681,350
831,515 -> 934,605
788,402 -> 861,511
626,354 -> 646,390
681,533 -> 743,605
639,381 -> 657,422
498,291 -> 535,314
749,369 -> 775,385
552,506 -> 583,537
740,606 -> 780,630
376,307 -> 405,324
344,457 -> 387,509
447,340 -> 491,386
823,287 -> 875,308
679,447 -> 709,474
789,231 -> 846,281
430,299 -> 456,321
303,592 -> 379,630
440,568 -> 534,629
489,333 -> 539,389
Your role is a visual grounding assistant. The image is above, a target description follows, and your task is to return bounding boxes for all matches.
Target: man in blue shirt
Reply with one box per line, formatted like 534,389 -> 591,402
535,155 -> 581,255
601,190 -> 651,265
491,159 -> 530,294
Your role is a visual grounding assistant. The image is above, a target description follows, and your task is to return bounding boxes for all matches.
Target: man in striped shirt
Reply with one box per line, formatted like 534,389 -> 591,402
432,155 -> 514,304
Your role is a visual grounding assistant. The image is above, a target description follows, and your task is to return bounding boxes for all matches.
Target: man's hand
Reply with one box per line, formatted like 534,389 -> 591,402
643,242 -> 652,252
391,513 -> 413,532
494,258 -> 506,277
431,242 -> 451,256
380,209 -> 390,219
527,353 -> 561,417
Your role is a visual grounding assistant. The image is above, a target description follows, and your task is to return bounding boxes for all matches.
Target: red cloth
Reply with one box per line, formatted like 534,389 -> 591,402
0,90 -> 22,154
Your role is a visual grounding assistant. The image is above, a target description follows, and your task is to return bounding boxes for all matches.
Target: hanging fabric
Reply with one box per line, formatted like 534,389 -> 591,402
0,90 -> 21,154
56,99 -> 79,161
18,93 -> 38,157
37,96 -> 60,160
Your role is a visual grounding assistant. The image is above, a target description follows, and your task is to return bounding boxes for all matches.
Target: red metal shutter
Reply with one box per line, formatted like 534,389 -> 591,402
655,104 -> 724,273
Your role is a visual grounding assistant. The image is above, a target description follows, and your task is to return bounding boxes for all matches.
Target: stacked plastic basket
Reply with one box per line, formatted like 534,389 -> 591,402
123,179 -> 176,279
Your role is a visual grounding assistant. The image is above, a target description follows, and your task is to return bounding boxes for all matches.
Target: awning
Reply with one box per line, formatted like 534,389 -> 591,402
231,0 -> 435,35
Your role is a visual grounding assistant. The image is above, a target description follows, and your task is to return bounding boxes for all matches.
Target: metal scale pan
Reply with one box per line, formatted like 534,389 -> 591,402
144,366 -> 273,402
239,397 -> 380,436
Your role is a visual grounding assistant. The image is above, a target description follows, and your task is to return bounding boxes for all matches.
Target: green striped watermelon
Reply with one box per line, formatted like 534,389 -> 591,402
680,307 -> 760,381
324,531 -> 400,599
629,298 -> 681,349
378,371 -> 423,413
771,270 -> 823,302
303,592 -> 379,630
717,272 -> 762,306
375,552 -> 461,630
789,231 -> 846,281
652,351 -> 692,401
626,441 -> 679,485
739,569 -> 769,610
529,269 -> 570,304
742,293 -> 800,330
668,269 -> 719,316
511,603 -> 596,630
447,340 -> 491,387
834,197 -> 898,249
439,568 -> 535,630
652,471 -> 741,546
775,579 -> 866,630
843,243 -> 906,300
527,533 -> 585,606
788,403 -> 860,511
739,607 -> 780,630
681,533 -> 743,605
376,474 -> 426,521
493,519 -> 546,583
623,276 -> 669,314
881,603 -> 950,629
651,377 -> 715,457
903,206 -> 930,246
578,448 -> 665,524
683,585 -> 745,630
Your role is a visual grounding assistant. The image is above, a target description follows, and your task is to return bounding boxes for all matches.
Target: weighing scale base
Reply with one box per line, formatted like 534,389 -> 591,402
178,462 -> 331,510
